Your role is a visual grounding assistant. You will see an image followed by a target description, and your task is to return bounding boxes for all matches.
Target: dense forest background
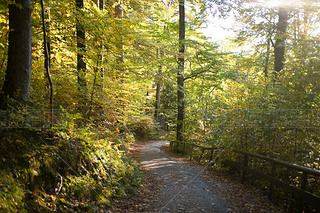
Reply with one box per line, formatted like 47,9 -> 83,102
1,0 -> 320,212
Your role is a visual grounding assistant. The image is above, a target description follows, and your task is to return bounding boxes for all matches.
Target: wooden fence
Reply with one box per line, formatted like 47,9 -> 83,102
170,140 -> 218,163
170,141 -> 320,212
0,109 -> 67,129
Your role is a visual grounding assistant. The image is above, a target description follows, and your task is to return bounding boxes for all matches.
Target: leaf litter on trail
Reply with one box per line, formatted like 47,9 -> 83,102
205,167 -> 284,213
162,144 -> 283,213
108,169 -> 160,212
108,141 -> 161,212
109,141 -> 283,212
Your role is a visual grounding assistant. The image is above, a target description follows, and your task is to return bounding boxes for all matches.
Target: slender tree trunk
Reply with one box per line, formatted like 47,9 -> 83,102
155,48 -> 162,122
115,0 -> 124,63
177,0 -> 185,142
99,0 -> 105,90
301,7 -> 309,60
274,7 -> 289,76
264,16 -> 272,78
88,61 -> 99,118
44,7 -> 51,69
0,0 -> 32,109
264,36 -> 271,78
76,0 -> 87,91
41,0 -> 54,125
155,81 -> 161,121
293,10 -> 298,49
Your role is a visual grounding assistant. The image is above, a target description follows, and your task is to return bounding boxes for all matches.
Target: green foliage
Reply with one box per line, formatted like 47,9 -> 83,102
0,123 -> 143,212
5,0 -> 320,210
0,6 -> 7,90
0,172 -> 25,213
126,115 -> 156,139
172,1 -> 320,172
0,0 -> 218,211
185,49 -> 320,168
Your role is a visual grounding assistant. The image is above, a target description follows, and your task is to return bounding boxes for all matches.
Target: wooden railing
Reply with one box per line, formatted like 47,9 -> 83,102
227,150 -> 320,212
170,141 -> 320,212
170,140 -> 218,163
0,109 -> 67,129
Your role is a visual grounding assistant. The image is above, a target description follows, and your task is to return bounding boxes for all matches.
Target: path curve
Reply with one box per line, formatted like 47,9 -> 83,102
140,141 -> 228,213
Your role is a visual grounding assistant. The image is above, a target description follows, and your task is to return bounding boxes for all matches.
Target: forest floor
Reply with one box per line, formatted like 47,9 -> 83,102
109,140 -> 283,212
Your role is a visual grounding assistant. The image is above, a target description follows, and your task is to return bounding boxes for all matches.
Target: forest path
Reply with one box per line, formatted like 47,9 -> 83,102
129,140 -> 284,213
140,140 -> 228,212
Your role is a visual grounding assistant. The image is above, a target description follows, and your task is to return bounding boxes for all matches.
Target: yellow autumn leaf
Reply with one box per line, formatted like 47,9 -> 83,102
49,195 -> 56,201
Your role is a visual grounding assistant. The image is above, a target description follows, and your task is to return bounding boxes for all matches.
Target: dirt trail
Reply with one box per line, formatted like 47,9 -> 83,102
140,141 -> 228,212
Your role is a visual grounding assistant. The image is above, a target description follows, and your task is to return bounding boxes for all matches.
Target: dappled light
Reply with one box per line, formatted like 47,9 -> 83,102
1,0 -> 320,212
141,158 -> 177,169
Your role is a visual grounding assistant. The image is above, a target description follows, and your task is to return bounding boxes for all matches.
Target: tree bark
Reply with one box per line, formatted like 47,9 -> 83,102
177,0 -> 185,142
274,7 -> 289,76
99,0 -> 105,90
41,0 -> 54,125
99,0 -> 104,10
76,0 -> 87,91
155,48 -> 162,122
264,16 -> 272,78
115,0 -> 124,63
0,0 -> 32,109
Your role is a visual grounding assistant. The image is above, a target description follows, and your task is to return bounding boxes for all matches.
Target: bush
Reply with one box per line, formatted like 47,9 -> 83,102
0,127 -> 143,212
0,172 -> 25,213
126,116 -> 156,139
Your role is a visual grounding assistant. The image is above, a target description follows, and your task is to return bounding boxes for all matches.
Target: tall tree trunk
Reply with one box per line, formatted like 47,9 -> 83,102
0,0 -> 32,109
93,0 -> 105,91
293,10 -> 299,49
264,16 -> 272,78
155,48 -> 162,122
88,58 -> 100,118
155,81 -> 161,121
99,0 -> 105,90
76,0 -> 87,91
115,0 -> 124,64
274,7 -> 289,77
41,0 -> 54,125
264,35 -> 271,78
99,0 -> 104,11
177,0 -> 185,142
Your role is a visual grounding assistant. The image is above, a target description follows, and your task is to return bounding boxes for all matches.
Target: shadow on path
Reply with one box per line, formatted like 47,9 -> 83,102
141,141 -> 228,213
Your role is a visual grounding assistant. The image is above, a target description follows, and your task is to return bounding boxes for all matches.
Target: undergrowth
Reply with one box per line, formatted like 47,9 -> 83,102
0,125 -> 144,212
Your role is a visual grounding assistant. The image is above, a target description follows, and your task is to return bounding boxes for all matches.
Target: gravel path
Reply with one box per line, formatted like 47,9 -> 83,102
140,141 -> 229,213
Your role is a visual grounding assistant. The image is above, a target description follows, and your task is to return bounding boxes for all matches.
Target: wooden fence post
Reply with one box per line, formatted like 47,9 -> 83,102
301,172 -> 308,190
241,154 -> 248,184
269,161 -> 277,201
209,148 -> 214,162
190,144 -> 194,161
230,150 -> 320,211
199,148 -> 205,163
298,172 -> 308,213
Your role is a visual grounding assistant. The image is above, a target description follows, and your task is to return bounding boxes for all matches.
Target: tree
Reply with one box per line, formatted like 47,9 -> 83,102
0,0 -> 32,109
76,0 -> 87,91
115,0 -> 124,64
154,48 -> 162,122
274,7 -> 289,76
100,0 -> 105,91
41,0 -> 54,123
177,0 -> 185,142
